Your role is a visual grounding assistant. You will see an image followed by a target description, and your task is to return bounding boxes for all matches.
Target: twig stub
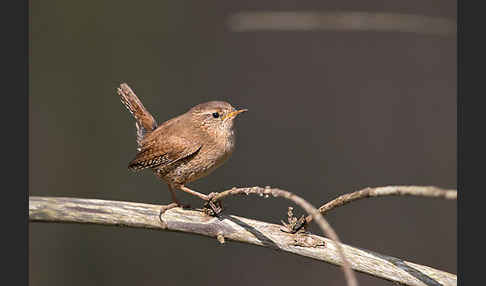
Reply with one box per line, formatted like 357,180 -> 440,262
281,207 -> 307,234
216,232 -> 226,244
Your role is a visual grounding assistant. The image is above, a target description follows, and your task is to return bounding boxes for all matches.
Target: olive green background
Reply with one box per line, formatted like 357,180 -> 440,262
29,1 -> 456,285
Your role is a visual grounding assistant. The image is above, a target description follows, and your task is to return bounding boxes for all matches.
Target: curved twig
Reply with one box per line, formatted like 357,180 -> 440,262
211,187 -> 357,286
29,196 -> 457,286
304,186 -> 457,226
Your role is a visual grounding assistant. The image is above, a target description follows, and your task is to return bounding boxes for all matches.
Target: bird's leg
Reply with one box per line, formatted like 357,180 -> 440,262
168,184 -> 191,209
168,184 -> 183,205
158,185 -> 182,223
178,185 -> 223,215
178,185 -> 210,200
159,185 -> 194,224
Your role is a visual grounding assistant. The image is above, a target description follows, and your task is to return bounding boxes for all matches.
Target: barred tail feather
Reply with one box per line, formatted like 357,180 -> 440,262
117,83 -> 157,150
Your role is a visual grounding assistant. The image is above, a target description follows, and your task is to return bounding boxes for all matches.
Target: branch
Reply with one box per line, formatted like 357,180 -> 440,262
29,196 -> 456,286
227,11 -> 456,37
305,186 -> 457,225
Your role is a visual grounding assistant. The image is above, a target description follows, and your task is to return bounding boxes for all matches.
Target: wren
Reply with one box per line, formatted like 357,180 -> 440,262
116,83 -> 246,207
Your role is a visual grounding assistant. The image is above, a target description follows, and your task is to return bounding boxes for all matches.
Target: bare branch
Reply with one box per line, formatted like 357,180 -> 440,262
227,11 -> 456,37
304,186 -> 457,225
29,196 -> 456,286
210,186 -> 357,286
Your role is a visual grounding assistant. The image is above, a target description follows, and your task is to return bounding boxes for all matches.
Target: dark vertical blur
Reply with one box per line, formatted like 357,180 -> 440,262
29,1 -> 456,285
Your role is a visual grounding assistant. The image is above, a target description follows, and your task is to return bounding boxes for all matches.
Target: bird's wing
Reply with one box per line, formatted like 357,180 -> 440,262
128,135 -> 201,171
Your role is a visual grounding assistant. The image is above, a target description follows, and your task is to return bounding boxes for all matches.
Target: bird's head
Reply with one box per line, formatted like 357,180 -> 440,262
189,101 -> 247,133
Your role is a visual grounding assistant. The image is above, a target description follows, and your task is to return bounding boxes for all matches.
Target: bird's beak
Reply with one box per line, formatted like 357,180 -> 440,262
223,108 -> 248,121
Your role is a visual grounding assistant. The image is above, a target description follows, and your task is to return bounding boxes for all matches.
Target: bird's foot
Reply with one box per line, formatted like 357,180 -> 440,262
158,202 -> 178,222
203,193 -> 224,216
207,192 -> 218,200
158,201 -> 192,222
203,200 -> 223,216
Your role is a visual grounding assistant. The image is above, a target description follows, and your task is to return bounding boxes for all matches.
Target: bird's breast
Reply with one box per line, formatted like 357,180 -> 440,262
203,130 -> 235,163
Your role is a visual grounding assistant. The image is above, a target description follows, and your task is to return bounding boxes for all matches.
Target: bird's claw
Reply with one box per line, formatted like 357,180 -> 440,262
203,194 -> 223,216
158,203 -> 179,222
207,192 -> 218,200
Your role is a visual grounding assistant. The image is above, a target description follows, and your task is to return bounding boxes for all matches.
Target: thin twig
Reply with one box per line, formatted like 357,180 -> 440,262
304,186 -> 457,226
29,196 -> 456,286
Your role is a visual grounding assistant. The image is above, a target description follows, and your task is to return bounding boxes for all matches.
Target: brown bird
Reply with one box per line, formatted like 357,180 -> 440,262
116,83 -> 247,207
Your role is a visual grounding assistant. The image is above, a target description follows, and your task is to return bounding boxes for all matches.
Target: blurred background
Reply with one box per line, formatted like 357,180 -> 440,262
29,1 -> 456,286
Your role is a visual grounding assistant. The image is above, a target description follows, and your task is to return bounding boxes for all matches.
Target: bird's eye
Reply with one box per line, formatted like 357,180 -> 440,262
212,112 -> 220,118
